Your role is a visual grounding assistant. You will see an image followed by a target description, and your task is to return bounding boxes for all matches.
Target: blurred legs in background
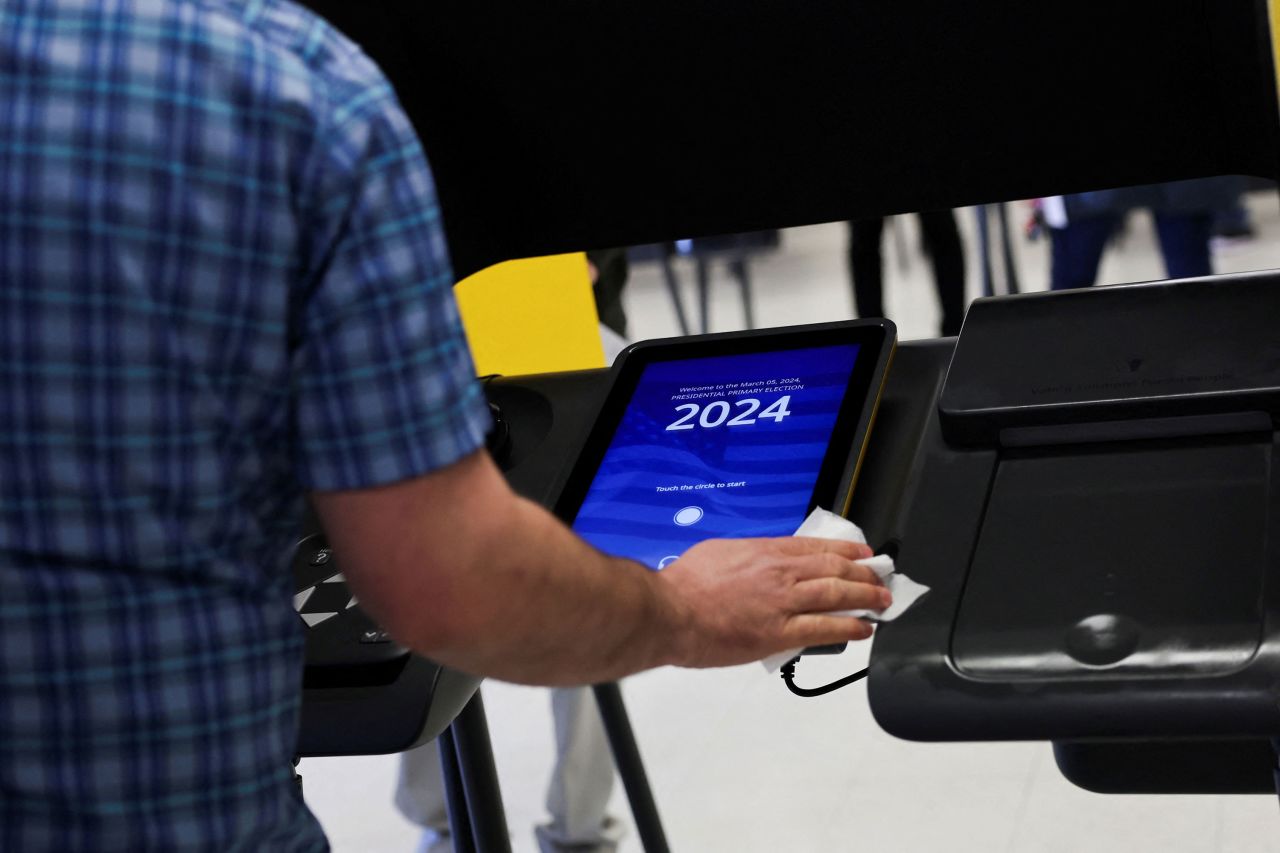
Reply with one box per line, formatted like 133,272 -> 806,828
396,687 -> 623,853
1050,210 -> 1212,291
849,210 -> 966,337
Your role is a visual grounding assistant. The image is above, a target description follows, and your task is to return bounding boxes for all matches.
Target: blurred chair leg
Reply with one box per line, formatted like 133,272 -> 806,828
695,258 -> 712,334
889,214 -> 912,274
996,202 -> 1021,294
593,682 -> 670,853
438,727 -> 478,853
974,205 -> 994,296
451,692 -> 512,853
730,255 -> 755,330
659,254 -> 691,336
1271,737 -> 1280,809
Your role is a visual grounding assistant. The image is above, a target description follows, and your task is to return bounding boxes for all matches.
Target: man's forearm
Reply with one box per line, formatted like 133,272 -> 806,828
317,452 -> 687,685
420,493 -> 685,685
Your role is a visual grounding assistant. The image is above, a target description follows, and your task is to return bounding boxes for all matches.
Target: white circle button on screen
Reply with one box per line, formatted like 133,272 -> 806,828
673,506 -> 704,526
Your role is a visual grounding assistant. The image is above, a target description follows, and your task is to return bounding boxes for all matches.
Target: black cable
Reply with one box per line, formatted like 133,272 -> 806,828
780,656 -> 869,698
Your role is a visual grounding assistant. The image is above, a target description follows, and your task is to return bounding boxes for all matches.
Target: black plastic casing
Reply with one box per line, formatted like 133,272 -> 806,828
869,275 -> 1280,753
940,271 -> 1280,446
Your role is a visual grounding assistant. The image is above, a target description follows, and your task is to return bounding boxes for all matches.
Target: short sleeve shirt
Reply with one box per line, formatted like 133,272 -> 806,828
0,1 -> 491,848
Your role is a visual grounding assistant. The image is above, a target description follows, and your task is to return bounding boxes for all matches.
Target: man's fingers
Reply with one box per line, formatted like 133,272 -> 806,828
791,577 -> 891,614
784,613 -> 875,646
772,536 -> 874,561
787,552 -> 883,585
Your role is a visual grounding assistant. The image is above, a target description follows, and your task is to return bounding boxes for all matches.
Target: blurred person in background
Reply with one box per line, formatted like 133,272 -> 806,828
848,211 -> 967,337
398,689 -> 622,853
1044,177 -> 1245,290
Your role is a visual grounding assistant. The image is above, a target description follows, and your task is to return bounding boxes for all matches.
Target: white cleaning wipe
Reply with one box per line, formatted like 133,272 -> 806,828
763,508 -> 931,671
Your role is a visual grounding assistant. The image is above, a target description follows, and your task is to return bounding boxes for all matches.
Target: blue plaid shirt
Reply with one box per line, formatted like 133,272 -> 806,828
0,1 -> 491,849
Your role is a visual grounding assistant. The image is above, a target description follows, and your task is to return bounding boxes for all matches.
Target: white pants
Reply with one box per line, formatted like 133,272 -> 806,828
395,686 -> 623,853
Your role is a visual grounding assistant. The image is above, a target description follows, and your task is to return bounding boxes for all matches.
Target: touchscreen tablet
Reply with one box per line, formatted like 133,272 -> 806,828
555,320 -> 895,570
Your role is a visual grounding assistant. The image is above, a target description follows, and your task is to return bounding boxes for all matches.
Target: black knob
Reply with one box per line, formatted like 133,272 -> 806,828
485,401 -> 512,463
1065,614 -> 1141,667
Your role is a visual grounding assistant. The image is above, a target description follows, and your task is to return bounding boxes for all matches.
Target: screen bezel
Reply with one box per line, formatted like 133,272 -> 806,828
552,319 -> 896,540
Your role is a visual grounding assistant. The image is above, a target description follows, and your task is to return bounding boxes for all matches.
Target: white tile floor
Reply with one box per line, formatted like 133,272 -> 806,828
302,196 -> 1280,853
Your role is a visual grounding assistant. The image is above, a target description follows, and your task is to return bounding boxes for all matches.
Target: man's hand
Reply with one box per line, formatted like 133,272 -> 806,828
654,537 -> 890,669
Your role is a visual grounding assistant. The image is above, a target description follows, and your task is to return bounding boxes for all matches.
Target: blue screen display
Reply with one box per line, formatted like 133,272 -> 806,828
571,344 -> 860,570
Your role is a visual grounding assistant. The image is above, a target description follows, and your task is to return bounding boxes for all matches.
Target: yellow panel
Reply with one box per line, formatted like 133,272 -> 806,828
455,253 -> 606,377
1272,0 -> 1280,101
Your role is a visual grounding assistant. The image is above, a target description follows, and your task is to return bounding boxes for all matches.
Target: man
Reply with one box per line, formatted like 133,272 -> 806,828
0,2 -> 888,849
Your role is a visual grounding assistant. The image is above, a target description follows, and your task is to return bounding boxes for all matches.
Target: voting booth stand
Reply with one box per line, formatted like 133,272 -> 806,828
285,0 -> 1280,847
290,278 -> 1280,849
479,273 -> 1280,807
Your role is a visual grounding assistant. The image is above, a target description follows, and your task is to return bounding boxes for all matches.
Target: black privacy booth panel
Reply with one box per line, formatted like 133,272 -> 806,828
286,0 -> 1280,773
300,0 -> 1280,278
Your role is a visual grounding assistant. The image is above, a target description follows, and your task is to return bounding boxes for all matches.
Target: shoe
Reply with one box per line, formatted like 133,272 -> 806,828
416,828 -> 453,853
534,815 -> 626,853
1212,223 -> 1256,240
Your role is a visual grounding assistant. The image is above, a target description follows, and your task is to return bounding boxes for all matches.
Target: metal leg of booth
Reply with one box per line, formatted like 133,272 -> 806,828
659,254 -> 692,336
593,682 -> 671,853
439,726 -> 480,853
888,215 -> 912,274
975,203 -> 1021,297
995,202 -> 1021,294
448,691 -> 513,853
695,258 -> 712,334
1271,737 -> 1280,811
729,255 -> 755,330
975,205 -> 994,297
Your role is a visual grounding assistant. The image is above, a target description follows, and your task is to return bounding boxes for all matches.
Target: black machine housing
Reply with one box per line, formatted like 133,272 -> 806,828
868,273 -> 1280,791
